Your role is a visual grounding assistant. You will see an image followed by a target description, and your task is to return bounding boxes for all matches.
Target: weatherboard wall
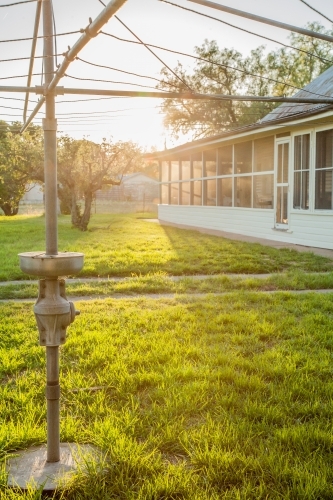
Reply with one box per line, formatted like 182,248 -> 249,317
158,205 -> 333,250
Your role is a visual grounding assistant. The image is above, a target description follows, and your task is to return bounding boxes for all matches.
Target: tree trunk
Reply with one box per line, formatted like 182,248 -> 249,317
0,202 -> 19,216
70,190 -> 92,231
70,191 -> 81,228
78,191 -> 93,231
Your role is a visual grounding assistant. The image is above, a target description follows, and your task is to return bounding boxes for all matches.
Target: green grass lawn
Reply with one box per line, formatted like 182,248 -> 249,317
0,213 -> 332,281
1,213 -> 333,498
1,293 -> 333,499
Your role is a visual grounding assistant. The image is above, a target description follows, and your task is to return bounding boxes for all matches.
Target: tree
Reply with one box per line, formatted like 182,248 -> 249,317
0,123 -> 43,215
158,23 -> 333,139
57,137 -> 142,231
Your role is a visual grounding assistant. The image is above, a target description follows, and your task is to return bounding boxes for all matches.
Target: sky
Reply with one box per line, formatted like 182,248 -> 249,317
0,0 -> 332,150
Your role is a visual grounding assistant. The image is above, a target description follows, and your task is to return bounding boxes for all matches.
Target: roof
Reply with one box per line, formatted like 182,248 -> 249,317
121,172 -> 158,182
261,65 -> 333,123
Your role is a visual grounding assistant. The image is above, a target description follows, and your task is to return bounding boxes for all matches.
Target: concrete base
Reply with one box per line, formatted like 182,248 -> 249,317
6,443 -> 96,491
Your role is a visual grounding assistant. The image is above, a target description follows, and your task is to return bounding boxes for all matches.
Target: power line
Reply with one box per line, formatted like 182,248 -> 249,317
0,72 -> 52,81
0,30 -> 80,44
0,0 -> 37,7
0,104 -> 33,111
299,0 -> 333,24
0,73 -> 52,80
56,96 -> 129,103
55,106 -> 164,115
114,14 -> 194,93
97,0 -> 194,92
76,57 -> 161,82
158,0 -> 333,64
0,96 -> 36,102
101,31 -> 330,99
64,73 -> 167,91
0,95 -> 128,104
0,53 -> 63,64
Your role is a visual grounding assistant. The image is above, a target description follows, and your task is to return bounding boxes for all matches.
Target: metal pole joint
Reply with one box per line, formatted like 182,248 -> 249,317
80,24 -> 99,39
46,384 -> 60,400
42,118 -> 57,131
34,278 -> 79,346
62,48 -> 76,63
35,85 -> 65,96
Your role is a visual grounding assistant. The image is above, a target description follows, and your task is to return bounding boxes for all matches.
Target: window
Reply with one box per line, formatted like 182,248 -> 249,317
193,180 -> 202,205
253,175 -> 273,209
293,134 -> 310,210
161,184 -> 169,204
203,150 -> 217,177
160,137 -> 275,210
235,176 -> 252,207
276,186 -> 289,224
218,145 -> 232,175
161,161 -> 169,182
276,141 -> 290,226
170,183 -> 179,205
181,158 -> 191,180
315,129 -> 333,210
254,136 -> 274,172
192,152 -> 202,178
217,177 -> 232,206
170,161 -> 179,182
181,182 -> 191,205
278,143 -> 289,184
234,141 -> 252,173
204,179 -> 216,206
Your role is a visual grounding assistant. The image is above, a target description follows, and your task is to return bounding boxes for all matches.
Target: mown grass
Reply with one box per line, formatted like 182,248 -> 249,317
1,293 -> 333,498
0,213 -> 332,281
1,271 -> 333,300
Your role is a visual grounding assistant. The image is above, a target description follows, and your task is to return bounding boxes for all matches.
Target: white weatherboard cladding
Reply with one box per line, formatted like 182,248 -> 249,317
158,205 -> 333,250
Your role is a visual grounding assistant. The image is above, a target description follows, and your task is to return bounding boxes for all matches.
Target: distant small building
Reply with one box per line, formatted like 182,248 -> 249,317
96,172 -> 159,203
21,183 -> 44,203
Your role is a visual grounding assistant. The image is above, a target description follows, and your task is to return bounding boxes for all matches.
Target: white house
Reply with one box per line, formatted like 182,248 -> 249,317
153,65 -> 333,250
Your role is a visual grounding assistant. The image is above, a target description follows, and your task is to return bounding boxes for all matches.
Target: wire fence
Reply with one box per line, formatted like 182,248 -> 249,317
96,181 -> 159,203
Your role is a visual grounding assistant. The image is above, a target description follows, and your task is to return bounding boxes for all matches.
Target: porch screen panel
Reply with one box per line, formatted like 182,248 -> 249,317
204,179 -> 217,206
181,159 -> 191,180
181,182 -> 191,205
192,153 -> 203,178
235,176 -> 252,207
253,174 -> 274,209
293,134 -> 310,210
315,129 -> 333,210
193,180 -> 202,205
235,141 -> 252,174
203,150 -> 217,177
218,145 -> 232,175
217,177 -> 232,206
254,136 -> 274,172
170,183 -> 179,205
161,184 -> 169,204
161,161 -> 169,182
171,161 -> 179,181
